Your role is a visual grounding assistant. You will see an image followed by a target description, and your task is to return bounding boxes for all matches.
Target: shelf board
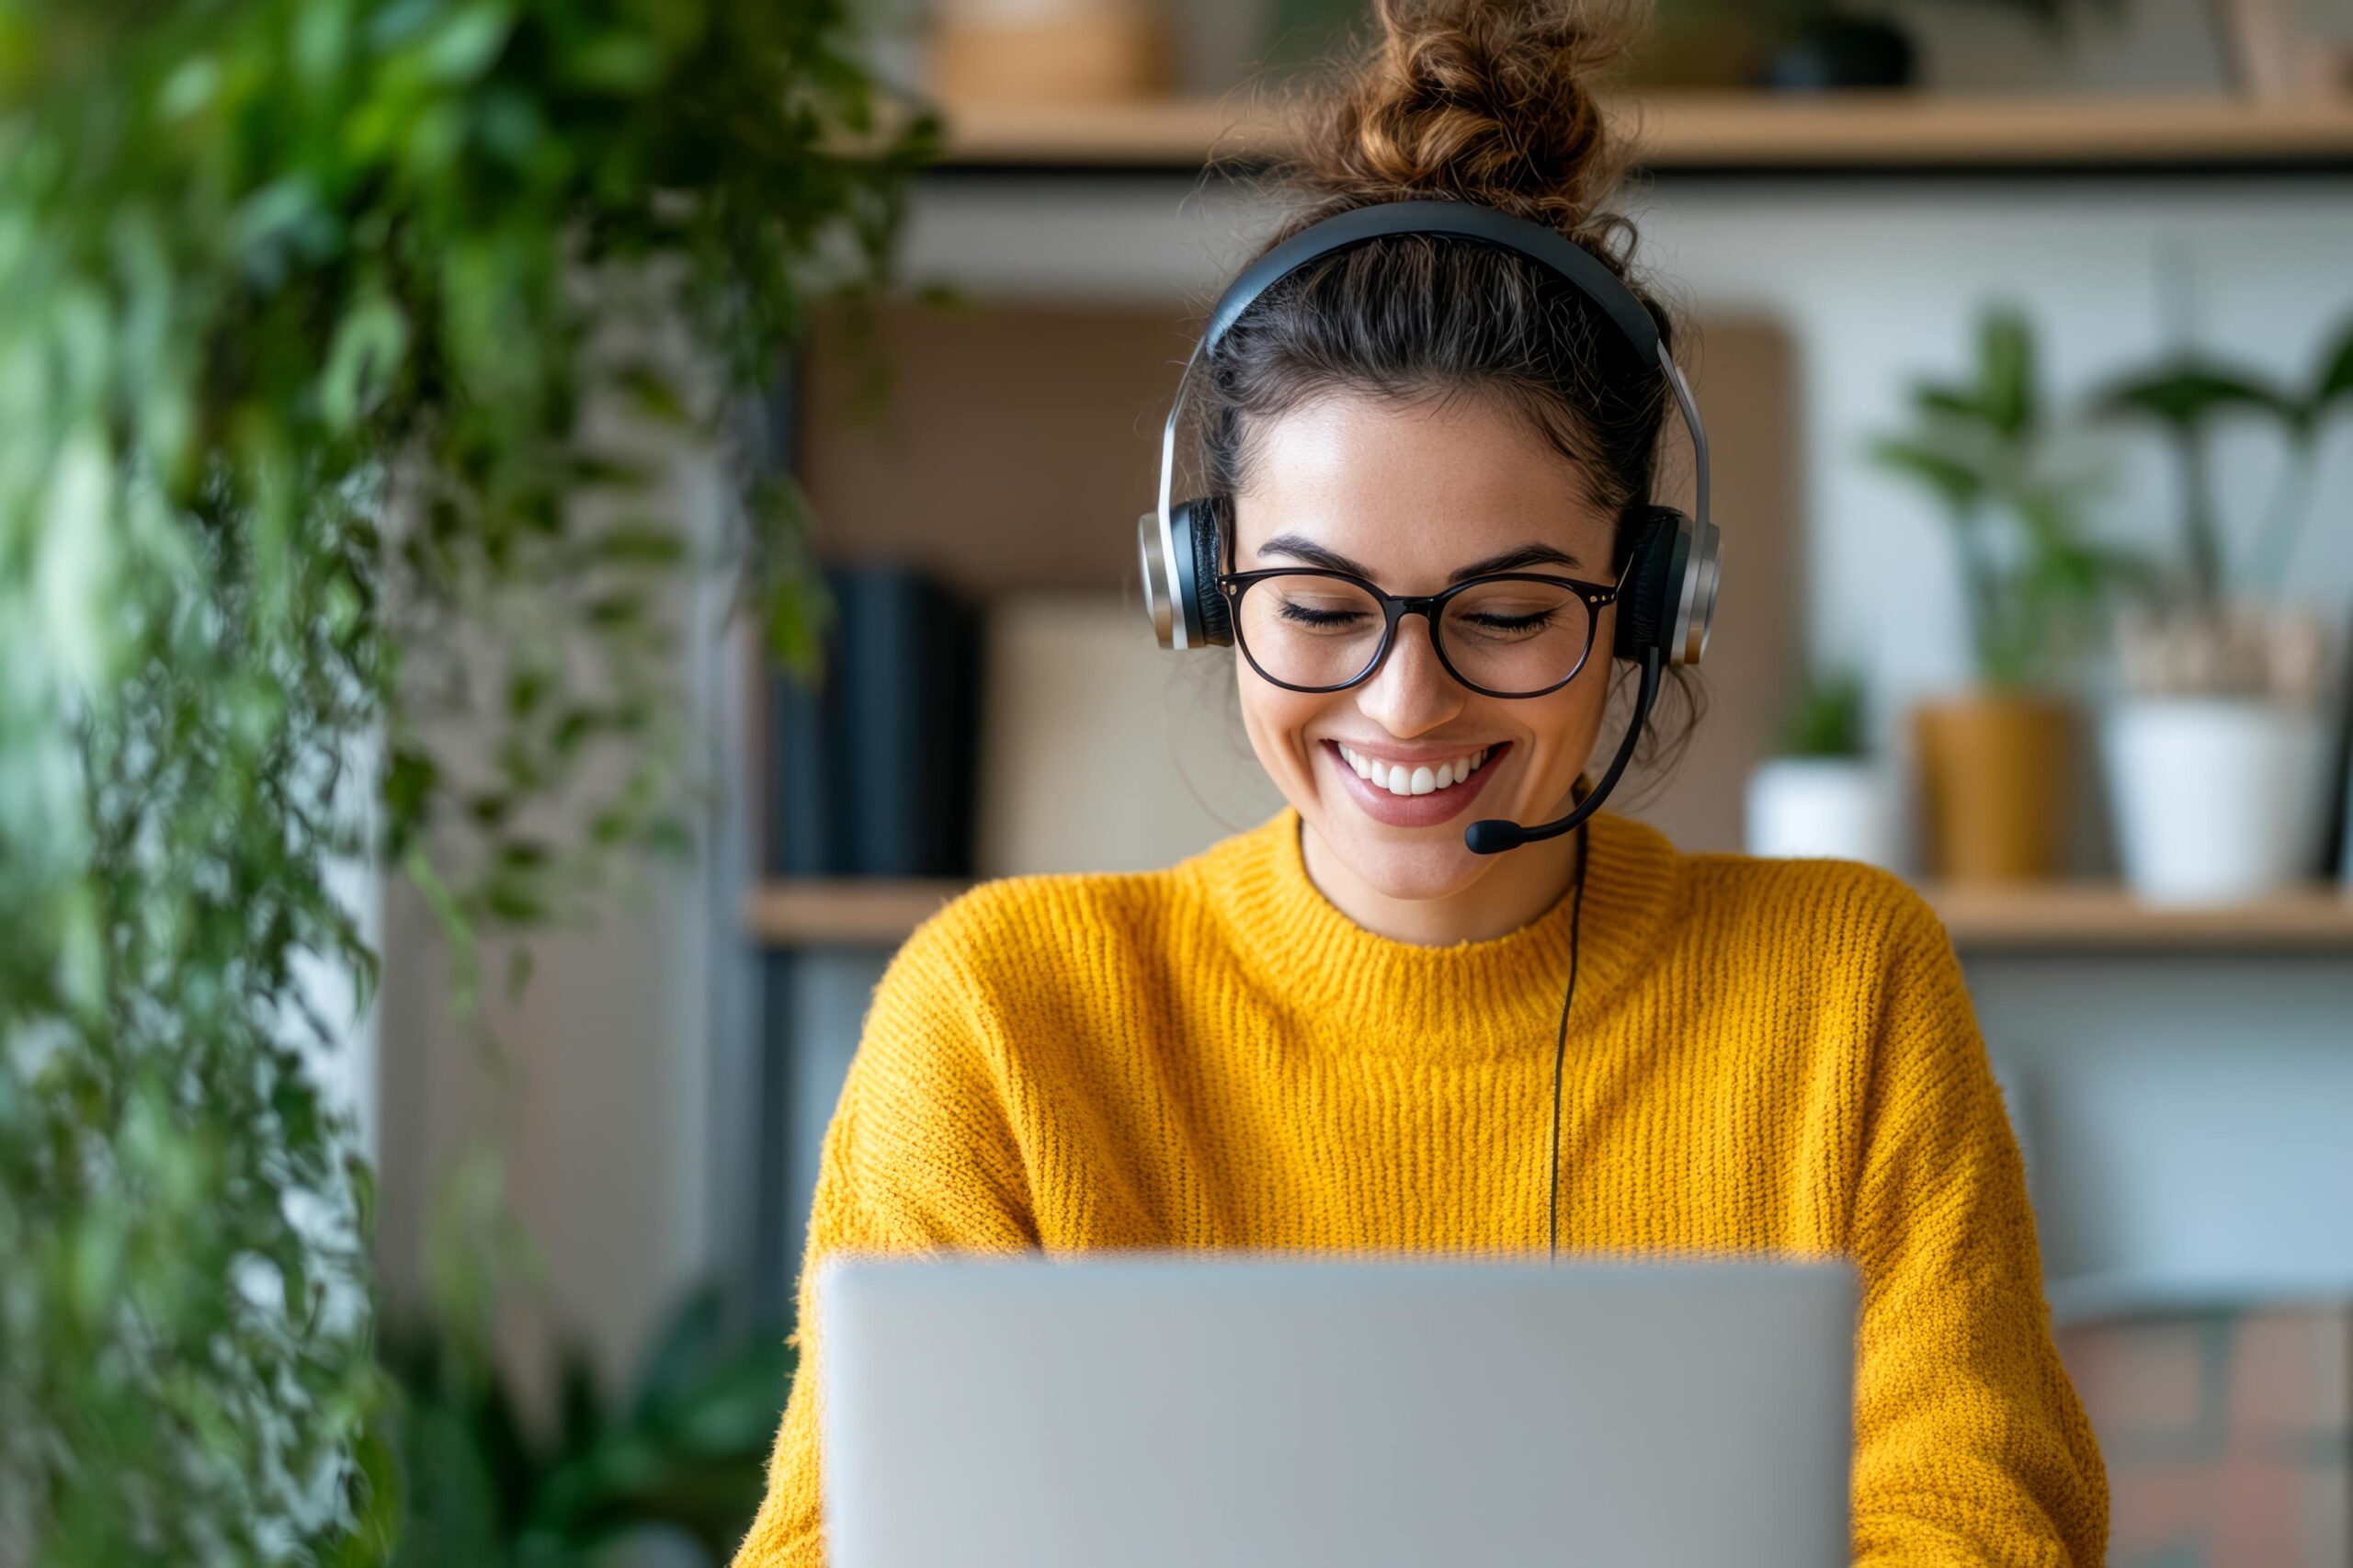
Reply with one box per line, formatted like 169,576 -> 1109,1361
746,878 -> 974,947
931,90 -> 2353,173
1924,880 -> 2353,952
749,875 -> 2353,951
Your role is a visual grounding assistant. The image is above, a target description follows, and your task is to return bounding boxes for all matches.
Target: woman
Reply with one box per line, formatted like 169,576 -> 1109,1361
732,0 -> 2108,1561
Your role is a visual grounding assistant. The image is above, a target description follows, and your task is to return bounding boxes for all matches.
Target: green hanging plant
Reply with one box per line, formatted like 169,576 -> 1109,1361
0,2 -> 937,1562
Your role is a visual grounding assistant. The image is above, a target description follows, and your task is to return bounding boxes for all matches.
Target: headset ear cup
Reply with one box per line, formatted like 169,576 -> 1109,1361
1612,508 -> 1675,660
1174,495 -> 1233,647
1612,506 -> 1718,665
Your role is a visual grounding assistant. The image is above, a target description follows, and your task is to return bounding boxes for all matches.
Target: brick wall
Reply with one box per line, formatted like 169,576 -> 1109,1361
2056,1299 -> 2351,1567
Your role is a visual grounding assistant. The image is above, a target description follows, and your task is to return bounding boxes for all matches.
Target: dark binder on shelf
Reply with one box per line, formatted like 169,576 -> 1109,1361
769,562 -> 981,880
769,568 -> 852,878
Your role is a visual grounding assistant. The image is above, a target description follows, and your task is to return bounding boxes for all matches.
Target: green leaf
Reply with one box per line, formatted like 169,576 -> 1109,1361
320,293 -> 410,432
419,4 -> 515,85
612,362 -> 689,426
483,876 -> 546,925
1867,437 -> 1985,512
2313,315 -> 2353,414
383,743 -> 441,855
554,1340 -> 608,1462
1914,386 -> 1984,423
1778,667 -> 1867,758
333,1421 -> 404,1567
2092,358 -> 2295,430
506,665 -> 551,718
565,33 -> 664,93
1977,307 -> 2037,438
627,1284 -> 728,1424
586,525 -> 688,567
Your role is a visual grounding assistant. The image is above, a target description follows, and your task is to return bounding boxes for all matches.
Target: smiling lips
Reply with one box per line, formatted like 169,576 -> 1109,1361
1324,739 -> 1511,828
1337,742 -> 1492,796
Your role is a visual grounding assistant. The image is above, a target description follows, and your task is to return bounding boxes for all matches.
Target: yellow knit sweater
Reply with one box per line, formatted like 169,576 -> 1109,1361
731,802 -> 2109,1566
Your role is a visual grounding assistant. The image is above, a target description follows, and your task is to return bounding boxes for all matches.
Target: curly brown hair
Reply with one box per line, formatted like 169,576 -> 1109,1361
1203,0 -> 1704,777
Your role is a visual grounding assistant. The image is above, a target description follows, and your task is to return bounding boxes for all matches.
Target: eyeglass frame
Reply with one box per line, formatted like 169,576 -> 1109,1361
1215,545 -> 1631,699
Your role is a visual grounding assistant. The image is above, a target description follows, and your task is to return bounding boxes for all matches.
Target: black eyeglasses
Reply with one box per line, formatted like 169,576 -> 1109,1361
1218,554 -> 1628,699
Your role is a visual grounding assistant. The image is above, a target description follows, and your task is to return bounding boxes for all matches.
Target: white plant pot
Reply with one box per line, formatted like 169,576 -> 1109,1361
1744,756 -> 1899,871
2101,698 -> 2329,904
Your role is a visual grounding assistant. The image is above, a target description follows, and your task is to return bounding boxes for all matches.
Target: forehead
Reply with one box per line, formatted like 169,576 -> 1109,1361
1228,390 -> 1615,585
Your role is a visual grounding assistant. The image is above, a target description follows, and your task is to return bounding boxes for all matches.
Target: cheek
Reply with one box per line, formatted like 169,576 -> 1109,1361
1520,658 -> 1616,780
1233,659 -> 1328,778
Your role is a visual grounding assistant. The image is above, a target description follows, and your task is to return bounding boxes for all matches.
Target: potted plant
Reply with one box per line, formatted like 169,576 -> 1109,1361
0,4 -> 933,1562
380,1282 -> 792,1563
1869,305 -> 2146,884
1745,666 -> 1900,869
2088,312 -> 2353,903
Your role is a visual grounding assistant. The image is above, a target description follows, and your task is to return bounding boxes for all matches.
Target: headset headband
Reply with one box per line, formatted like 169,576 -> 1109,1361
1206,199 -> 1662,358
1154,199 -> 1711,617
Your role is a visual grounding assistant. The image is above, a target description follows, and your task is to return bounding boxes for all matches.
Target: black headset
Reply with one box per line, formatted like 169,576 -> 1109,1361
1136,198 -> 1722,857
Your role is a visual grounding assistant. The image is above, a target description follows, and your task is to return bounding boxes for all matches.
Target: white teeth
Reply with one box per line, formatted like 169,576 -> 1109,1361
1336,744 -> 1493,797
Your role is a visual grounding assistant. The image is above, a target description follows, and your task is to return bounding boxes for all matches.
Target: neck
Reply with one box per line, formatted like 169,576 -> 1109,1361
1297,778 -> 1593,947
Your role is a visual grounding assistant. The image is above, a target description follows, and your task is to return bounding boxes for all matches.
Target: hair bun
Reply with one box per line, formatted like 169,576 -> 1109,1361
1288,0 -> 1646,233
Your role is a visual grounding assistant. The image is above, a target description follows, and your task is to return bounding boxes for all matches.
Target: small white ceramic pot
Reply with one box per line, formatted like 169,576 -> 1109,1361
1744,756 -> 1900,871
2101,697 -> 2329,903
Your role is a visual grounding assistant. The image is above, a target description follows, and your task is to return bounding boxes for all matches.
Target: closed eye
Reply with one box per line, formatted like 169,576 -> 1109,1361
1279,602 -> 1370,629
1461,609 -> 1558,633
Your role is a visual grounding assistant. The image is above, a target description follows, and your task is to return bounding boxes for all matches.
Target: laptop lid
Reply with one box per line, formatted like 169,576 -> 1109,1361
819,1253 -> 1856,1568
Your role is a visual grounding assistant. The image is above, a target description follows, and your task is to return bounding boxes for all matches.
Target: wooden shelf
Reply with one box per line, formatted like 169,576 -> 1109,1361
746,878 -> 974,947
932,90 -> 2353,172
1923,881 -> 2353,953
748,875 -> 2353,952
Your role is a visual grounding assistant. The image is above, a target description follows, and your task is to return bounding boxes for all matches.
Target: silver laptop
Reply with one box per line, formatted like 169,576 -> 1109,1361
819,1253 -> 1856,1567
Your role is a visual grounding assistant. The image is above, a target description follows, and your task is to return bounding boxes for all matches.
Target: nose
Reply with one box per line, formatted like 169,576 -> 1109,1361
1353,609 -> 1464,735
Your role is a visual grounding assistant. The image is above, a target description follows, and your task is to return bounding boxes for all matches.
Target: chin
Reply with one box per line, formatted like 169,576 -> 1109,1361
1311,804 -> 1501,903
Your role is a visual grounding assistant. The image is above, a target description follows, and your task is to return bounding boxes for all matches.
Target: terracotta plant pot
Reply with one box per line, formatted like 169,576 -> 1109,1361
1911,690 -> 2075,884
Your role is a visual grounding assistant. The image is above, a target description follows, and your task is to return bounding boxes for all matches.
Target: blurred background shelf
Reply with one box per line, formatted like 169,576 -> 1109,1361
1926,881 -> 2353,950
935,91 -> 2353,173
746,876 -> 2353,951
746,879 -> 973,947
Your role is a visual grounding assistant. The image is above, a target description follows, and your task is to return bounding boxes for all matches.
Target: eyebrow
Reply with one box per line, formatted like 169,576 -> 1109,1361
1256,532 -> 1585,583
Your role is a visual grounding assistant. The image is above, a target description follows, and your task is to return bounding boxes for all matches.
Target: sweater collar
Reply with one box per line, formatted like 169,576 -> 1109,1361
1193,786 -> 1687,1051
